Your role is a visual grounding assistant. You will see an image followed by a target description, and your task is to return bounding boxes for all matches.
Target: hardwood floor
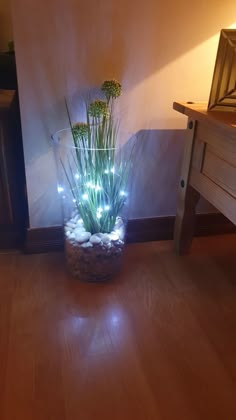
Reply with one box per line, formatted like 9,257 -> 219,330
1,235 -> 236,420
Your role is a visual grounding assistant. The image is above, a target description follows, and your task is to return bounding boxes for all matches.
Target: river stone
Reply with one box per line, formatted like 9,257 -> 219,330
66,221 -> 76,229
81,241 -> 93,248
75,231 -> 91,243
109,232 -> 119,241
90,234 -> 102,244
74,226 -> 86,235
101,234 -> 111,243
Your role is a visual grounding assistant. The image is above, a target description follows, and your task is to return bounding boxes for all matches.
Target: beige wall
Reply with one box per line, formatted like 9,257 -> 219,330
0,0 -> 13,51
12,0 -> 236,227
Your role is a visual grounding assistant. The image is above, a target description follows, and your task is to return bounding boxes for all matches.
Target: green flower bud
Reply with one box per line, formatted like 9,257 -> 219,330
101,79 -> 122,99
72,122 -> 89,139
88,100 -> 109,118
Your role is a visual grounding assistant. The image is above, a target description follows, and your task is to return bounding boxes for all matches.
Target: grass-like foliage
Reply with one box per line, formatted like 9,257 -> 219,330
62,80 -> 133,234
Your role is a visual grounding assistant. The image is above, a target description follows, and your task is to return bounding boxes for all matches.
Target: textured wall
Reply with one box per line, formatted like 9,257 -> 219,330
12,0 -> 236,227
0,0 -> 13,51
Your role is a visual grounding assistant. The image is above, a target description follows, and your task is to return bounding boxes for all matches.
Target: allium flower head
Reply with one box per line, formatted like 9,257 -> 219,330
72,122 -> 89,139
88,100 -> 109,118
101,79 -> 122,100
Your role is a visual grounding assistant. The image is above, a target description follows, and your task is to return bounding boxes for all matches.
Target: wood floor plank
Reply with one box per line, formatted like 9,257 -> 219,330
0,235 -> 236,419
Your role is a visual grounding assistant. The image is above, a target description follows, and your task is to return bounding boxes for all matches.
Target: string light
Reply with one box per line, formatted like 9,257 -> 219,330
97,207 -> 103,213
120,190 -> 126,196
72,198 -> 76,203
111,167 -> 115,173
74,173 -> 80,180
82,193 -> 88,200
104,205 -> 110,211
57,185 -> 64,193
86,182 -> 102,191
104,169 -> 109,174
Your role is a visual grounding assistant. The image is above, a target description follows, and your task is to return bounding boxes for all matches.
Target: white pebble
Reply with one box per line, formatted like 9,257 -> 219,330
74,226 -> 86,234
66,221 -> 76,229
90,234 -> 102,244
101,234 -> 111,243
75,231 -> 91,243
81,242 -> 93,248
109,232 -> 119,241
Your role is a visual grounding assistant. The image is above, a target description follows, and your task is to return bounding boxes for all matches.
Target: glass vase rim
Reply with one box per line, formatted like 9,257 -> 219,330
51,127 -> 131,151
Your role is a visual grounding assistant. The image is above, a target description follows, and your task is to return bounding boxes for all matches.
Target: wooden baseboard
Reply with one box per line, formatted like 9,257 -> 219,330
25,225 -> 64,253
25,213 -> 236,254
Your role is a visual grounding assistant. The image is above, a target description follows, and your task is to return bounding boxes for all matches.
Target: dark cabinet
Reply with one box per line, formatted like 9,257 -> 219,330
0,90 -> 28,248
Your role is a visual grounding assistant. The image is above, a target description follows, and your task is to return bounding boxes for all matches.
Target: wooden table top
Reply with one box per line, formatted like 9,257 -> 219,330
173,101 -> 236,132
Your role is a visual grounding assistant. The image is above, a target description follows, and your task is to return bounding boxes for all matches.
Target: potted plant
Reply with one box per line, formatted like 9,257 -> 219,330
53,80 -> 135,281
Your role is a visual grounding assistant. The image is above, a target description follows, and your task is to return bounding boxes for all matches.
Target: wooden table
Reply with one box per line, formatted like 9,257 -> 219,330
173,101 -> 236,254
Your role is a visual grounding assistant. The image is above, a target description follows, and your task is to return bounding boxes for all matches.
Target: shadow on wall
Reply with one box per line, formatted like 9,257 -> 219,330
125,129 -> 214,220
28,127 -> 215,228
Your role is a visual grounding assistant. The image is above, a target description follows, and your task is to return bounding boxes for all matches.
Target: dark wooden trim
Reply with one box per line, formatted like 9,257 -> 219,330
25,225 -> 64,253
0,227 -> 23,249
25,213 -> 236,254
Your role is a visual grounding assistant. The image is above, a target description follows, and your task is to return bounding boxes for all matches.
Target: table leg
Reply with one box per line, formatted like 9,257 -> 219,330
174,118 -> 200,254
174,185 -> 200,254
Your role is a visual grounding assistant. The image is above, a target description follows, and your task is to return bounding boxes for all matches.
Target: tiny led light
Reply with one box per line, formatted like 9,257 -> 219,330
96,212 -> 102,219
104,169 -> 109,174
120,190 -> 126,196
74,173 -> 80,180
82,193 -> 88,200
111,167 -> 115,173
57,185 -> 64,193
95,185 -> 102,191
104,205 -> 110,211
72,198 -> 76,203
97,207 -> 103,213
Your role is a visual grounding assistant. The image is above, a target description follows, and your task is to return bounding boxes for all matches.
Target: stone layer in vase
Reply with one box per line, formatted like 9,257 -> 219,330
64,213 -> 125,282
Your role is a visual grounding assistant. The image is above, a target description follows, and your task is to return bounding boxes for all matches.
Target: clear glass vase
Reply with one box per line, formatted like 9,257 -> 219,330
52,128 -> 134,282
